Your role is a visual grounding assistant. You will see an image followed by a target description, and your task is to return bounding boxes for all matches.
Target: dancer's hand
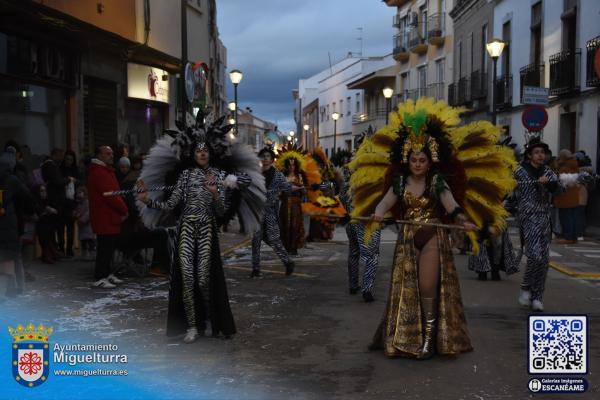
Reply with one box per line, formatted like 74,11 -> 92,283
538,176 -> 549,184
371,213 -> 384,223
205,174 -> 218,197
463,221 -> 478,231
137,179 -> 149,203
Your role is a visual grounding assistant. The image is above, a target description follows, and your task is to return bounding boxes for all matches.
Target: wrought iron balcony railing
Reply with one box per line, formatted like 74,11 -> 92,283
457,76 -> 471,104
586,36 -> 600,87
549,49 -> 581,95
393,33 -> 409,61
520,63 -> 545,101
470,70 -> 488,100
427,13 -> 445,45
495,74 -> 513,110
426,82 -> 445,101
448,82 -> 458,106
352,108 -> 387,124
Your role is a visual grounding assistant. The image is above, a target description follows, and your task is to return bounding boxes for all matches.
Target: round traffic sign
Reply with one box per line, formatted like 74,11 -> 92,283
522,105 -> 548,132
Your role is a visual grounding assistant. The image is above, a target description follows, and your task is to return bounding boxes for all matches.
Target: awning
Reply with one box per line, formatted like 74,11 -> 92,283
347,64 -> 398,90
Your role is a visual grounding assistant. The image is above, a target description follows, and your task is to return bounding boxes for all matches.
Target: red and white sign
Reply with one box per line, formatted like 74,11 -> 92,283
127,63 -> 169,104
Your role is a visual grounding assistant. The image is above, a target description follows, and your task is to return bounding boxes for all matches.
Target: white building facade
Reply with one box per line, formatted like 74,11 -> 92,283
492,0 -> 600,172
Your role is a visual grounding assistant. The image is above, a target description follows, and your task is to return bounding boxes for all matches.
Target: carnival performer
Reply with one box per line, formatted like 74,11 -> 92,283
251,147 -> 295,277
513,137 -> 562,312
349,98 -> 516,359
135,110 -> 265,343
340,152 -> 382,303
305,147 -> 346,241
275,145 -> 320,255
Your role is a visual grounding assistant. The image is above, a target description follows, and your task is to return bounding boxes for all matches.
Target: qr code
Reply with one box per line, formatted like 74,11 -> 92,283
529,316 -> 587,374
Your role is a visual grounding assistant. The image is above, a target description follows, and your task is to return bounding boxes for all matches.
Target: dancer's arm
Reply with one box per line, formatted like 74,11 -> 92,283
138,171 -> 186,210
372,187 -> 398,222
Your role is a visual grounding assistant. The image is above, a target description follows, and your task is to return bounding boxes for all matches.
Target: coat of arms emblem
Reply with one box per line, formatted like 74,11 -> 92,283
9,323 -> 53,387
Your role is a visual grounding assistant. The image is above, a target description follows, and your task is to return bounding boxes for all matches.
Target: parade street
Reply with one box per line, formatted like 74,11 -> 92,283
2,226 -> 599,400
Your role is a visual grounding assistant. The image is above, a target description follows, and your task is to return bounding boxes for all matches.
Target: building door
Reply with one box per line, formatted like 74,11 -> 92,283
559,111 -> 577,152
83,77 -> 117,155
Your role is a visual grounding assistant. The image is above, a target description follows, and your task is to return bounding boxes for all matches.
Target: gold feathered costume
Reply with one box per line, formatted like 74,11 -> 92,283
348,97 -> 517,253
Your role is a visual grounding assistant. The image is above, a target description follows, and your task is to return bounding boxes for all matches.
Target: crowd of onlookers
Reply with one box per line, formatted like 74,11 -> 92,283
0,141 -> 170,297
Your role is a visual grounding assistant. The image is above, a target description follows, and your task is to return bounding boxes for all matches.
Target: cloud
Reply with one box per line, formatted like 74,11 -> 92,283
217,0 -> 395,132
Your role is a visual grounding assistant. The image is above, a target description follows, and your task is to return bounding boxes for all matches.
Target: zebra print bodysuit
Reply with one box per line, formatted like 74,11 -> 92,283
252,166 -> 292,271
149,167 -> 249,328
340,168 -> 381,295
513,163 -> 562,301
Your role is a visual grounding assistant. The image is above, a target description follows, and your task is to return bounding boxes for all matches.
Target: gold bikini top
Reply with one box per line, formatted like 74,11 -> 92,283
402,190 -> 439,222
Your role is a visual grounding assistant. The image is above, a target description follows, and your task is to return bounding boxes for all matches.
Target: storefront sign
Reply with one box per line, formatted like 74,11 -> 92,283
127,63 -> 169,103
522,86 -> 549,106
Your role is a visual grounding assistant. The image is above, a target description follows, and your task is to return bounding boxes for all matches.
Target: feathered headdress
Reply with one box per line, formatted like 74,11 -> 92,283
349,97 -> 517,252
138,109 -> 266,231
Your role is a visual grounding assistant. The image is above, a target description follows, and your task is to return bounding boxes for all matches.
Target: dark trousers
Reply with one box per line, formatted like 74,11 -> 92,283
575,206 -> 586,237
57,216 -> 75,253
558,207 -> 577,241
94,234 -> 118,280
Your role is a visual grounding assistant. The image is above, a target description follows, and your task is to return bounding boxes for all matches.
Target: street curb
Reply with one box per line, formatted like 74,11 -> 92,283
549,262 -> 600,279
220,237 -> 251,258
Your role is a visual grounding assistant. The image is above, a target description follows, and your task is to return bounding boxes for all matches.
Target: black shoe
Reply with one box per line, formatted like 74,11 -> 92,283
285,261 -> 295,276
491,269 -> 501,281
349,287 -> 359,295
249,269 -> 261,278
477,272 -> 488,281
362,292 -> 375,303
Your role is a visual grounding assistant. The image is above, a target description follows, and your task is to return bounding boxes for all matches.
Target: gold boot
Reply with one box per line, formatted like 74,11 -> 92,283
417,297 -> 438,360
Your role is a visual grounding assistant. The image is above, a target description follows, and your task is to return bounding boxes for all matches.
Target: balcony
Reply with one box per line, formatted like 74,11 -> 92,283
520,63 -> 545,101
494,75 -> 513,110
393,33 -> 410,62
457,77 -> 471,104
586,36 -> 600,87
549,49 -> 581,96
352,107 -> 387,133
384,0 -> 411,7
393,14 -> 401,27
426,82 -> 445,101
448,83 -> 458,106
470,70 -> 488,100
427,13 -> 445,46
408,26 -> 428,55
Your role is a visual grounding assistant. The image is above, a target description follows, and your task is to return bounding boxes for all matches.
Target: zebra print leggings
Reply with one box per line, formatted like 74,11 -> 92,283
252,210 -> 291,270
346,223 -> 381,294
179,219 -> 212,328
520,215 -> 551,301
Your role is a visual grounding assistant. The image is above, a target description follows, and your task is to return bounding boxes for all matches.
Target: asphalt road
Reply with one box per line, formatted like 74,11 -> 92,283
2,227 -> 599,399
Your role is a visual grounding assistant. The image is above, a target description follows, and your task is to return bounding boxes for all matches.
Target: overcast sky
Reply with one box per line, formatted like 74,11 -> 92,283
217,0 -> 395,133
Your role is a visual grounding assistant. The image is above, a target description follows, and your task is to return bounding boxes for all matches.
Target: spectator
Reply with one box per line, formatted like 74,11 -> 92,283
59,150 -> 80,257
88,145 -> 128,289
32,184 -> 60,264
576,151 -> 595,241
0,151 -> 33,298
41,148 -> 71,255
553,149 -> 580,244
73,186 -> 95,261
115,157 -> 131,185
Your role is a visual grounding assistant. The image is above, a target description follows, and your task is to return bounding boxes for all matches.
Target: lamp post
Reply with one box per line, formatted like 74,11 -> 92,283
303,124 -> 309,149
289,130 -> 295,146
331,111 -> 340,156
486,38 -> 505,125
382,87 -> 394,125
228,101 -> 236,133
229,69 -> 243,136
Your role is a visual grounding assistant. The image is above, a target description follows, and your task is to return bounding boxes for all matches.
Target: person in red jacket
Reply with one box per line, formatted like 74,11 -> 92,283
87,146 -> 128,288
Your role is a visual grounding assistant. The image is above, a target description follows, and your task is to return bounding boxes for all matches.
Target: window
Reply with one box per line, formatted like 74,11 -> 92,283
502,21 -> 511,76
436,59 -> 445,83
531,2 -> 542,64
481,23 -> 488,73
326,104 -> 330,120
332,102 -> 336,113
347,96 -> 351,115
418,66 -> 427,89
469,33 -> 474,75
457,40 -> 463,78
339,99 -> 343,117
420,6 -> 428,39
355,93 -> 361,113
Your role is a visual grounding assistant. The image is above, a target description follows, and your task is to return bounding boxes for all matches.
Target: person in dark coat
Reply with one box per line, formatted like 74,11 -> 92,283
87,146 -> 129,289
0,152 -> 33,297
41,149 -> 70,256
59,149 -> 80,257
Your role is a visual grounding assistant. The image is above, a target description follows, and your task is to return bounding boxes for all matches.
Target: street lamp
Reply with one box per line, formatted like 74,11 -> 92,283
486,38 -> 505,125
331,111 -> 340,156
382,87 -> 394,125
228,101 -> 236,111
303,124 -> 309,148
229,69 -> 243,136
